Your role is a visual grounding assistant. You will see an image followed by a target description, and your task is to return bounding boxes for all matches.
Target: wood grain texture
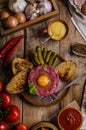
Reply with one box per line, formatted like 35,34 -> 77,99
59,0 -> 86,107
0,0 -> 8,8
0,0 -> 86,129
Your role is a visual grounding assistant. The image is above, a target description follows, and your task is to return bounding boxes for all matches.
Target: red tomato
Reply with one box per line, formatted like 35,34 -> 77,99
0,81 -> 4,93
15,123 -> 28,130
0,93 -> 12,108
0,121 -> 8,130
5,105 -> 20,123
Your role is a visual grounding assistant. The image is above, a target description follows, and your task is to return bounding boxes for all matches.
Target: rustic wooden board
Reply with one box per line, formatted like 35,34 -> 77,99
22,65 -> 70,107
0,0 -> 59,36
0,0 -> 86,130
0,0 -> 8,8
59,0 -> 86,108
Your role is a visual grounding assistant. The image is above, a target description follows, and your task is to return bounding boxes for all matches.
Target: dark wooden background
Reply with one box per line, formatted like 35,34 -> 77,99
0,0 -> 86,129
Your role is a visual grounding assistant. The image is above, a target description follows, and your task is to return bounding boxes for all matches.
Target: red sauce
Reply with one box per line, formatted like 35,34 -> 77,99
58,107 -> 82,130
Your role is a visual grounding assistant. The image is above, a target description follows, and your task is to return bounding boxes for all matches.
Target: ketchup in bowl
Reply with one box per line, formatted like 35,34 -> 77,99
58,106 -> 83,130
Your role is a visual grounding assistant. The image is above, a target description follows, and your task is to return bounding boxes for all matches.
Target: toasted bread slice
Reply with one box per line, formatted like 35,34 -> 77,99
56,61 -> 77,81
6,69 -> 28,94
12,58 -> 33,75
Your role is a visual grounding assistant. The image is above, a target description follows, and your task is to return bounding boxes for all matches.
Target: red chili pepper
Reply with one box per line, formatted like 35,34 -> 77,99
4,37 -> 23,67
0,35 -> 24,59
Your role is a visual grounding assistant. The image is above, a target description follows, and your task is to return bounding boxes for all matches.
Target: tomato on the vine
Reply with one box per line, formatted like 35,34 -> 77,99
5,105 -> 20,123
0,81 -> 4,93
0,121 -> 8,130
15,123 -> 28,130
0,92 -> 12,108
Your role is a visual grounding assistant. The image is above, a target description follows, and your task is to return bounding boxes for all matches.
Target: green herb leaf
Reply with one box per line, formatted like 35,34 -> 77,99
29,87 -> 37,95
29,82 -> 37,95
29,82 -> 35,88
42,65 -> 47,71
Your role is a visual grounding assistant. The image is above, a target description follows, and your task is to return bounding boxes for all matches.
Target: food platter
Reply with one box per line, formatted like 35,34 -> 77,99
22,79 -> 70,107
21,53 -> 71,107
5,44 -> 77,107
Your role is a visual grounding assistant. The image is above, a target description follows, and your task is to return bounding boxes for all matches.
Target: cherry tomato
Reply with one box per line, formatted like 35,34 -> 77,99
0,81 -> 4,93
15,123 -> 28,130
0,93 -> 12,108
5,105 -> 20,123
0,121 -> 8,130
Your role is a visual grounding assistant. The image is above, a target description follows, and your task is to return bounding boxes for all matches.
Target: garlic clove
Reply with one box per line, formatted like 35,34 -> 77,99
30,13 -> 38,20
25,3 -> 39,20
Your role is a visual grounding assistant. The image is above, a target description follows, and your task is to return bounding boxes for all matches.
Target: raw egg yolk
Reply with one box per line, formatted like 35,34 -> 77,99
37,75 -> 49,87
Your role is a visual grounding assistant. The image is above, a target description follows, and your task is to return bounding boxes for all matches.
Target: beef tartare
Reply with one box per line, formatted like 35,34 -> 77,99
28,65 -> 59,96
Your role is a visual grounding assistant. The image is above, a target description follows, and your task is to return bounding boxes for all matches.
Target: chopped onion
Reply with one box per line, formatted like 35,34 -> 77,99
37,0 -> 52,15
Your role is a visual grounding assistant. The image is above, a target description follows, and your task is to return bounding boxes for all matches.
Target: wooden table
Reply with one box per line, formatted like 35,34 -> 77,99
0,0 -> 86,129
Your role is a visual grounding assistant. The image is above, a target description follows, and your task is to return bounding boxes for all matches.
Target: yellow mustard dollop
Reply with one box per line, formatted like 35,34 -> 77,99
49,21 -> 67,40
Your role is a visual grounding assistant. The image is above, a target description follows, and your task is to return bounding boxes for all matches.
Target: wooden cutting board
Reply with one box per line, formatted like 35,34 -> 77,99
67,100 -> 80,109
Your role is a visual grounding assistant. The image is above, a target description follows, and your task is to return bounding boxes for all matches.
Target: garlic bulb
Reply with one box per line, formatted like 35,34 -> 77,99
37,0 -> 52,15
8,0 -> 27,13
25,4 -> 39,20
